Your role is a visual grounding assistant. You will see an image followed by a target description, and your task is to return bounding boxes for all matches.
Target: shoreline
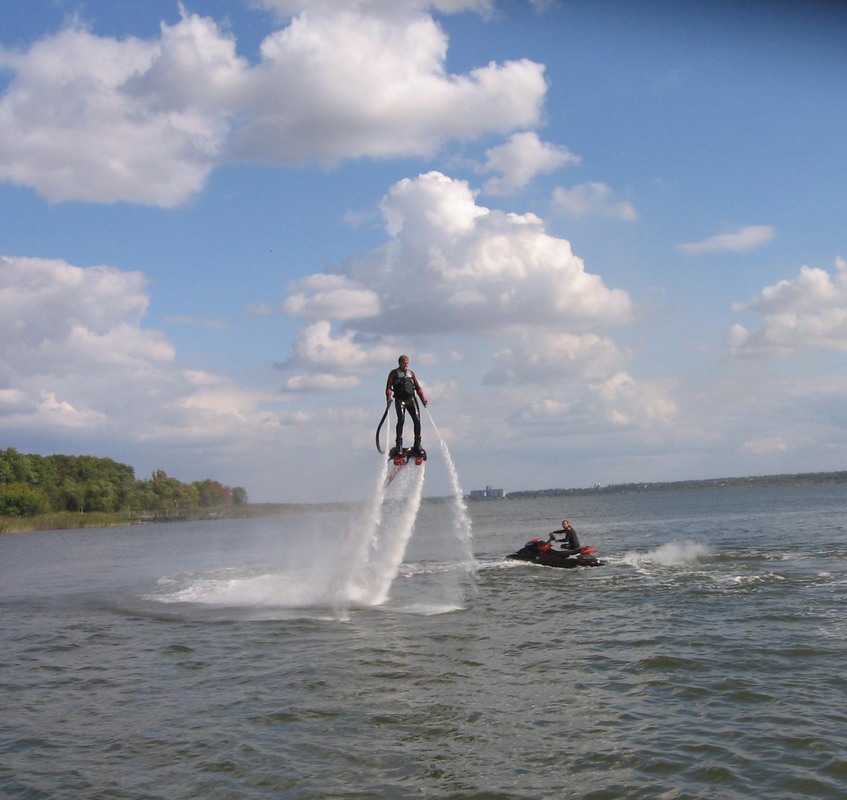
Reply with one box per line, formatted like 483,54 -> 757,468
504,469 -> 847,499
4,470 -> 846,532
0,502 -> 349,534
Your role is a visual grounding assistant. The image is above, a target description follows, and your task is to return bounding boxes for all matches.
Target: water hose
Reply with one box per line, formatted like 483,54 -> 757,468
375,403 -> 390,454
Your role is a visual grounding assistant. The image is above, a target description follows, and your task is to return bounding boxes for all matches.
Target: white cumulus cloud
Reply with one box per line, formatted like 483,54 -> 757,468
277,170 -> 663,425
357,171 -> 632,334
278,320 -> 396,379
0,254 -> 281,445
251,0 -> 495,18
0,256 -> 170,366
677,224 -> 775,254
484,331 -> 626,385
0,12 -> 239,206
283,274 -> 381,319
590,371 -> 678,427
237,11 -> 545,164
480,131 -> 580,195
552,181 -> 637,220
728,258 -> 847,356
0,6 -> 547,205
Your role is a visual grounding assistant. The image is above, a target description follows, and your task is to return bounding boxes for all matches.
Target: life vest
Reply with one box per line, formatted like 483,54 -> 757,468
392,370 -> 416,398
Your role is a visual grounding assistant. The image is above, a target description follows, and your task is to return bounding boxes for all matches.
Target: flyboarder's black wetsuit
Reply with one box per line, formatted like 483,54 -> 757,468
385,368 -> 427,453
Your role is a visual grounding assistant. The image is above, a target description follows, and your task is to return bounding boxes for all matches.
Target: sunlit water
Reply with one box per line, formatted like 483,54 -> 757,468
2,483 -> 847,799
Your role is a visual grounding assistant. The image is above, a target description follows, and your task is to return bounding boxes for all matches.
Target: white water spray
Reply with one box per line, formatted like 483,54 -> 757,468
332,409 -> 475,612
426,408 -> 475,573
153,407 -> 475,617
334,448 -> 426,609
620,540 -> 711,568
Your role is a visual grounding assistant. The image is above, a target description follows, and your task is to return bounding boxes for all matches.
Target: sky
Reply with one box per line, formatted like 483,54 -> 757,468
1,0 -> 846,503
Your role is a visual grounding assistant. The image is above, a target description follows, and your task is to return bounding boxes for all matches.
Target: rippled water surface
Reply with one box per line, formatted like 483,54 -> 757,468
3,485 -> 847,799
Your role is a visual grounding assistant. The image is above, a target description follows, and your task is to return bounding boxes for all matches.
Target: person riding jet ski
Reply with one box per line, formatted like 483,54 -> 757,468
547,519 -> 581,556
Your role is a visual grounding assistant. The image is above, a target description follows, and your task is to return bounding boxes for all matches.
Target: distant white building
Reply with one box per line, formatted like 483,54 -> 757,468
468,485 -> 506,500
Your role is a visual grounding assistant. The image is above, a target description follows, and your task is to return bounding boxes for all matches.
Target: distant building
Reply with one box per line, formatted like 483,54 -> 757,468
468,485 -> 506,500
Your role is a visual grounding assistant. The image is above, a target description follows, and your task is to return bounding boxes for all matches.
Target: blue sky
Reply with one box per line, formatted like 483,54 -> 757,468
2,0 -> 846,502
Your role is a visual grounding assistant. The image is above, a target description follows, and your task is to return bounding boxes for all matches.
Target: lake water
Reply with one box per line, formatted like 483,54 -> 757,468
2,479 -> 847,799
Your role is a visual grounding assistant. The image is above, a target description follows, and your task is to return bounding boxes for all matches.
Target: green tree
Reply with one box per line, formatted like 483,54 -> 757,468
0,483 -> 50,516
0,448 -> 38,485
0,449 -> 246,517
150,469 -> 183,508
57,480 -> 85,512
83,479 -> 118,512
194,479 -> 232,508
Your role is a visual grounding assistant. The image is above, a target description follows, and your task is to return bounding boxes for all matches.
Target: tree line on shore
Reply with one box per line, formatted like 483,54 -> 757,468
0,448 -> 247,518
505,470 -> 847,498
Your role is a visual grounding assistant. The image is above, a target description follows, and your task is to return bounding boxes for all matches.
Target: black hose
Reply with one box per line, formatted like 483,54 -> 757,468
375,404 -> 390,454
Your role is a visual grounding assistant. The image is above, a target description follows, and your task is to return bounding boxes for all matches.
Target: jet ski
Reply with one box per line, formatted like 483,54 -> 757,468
507,538 -> 604,568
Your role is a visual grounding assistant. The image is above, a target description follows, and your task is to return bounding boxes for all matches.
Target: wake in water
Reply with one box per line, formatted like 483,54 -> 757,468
619,540 -> 711,568
152,565 -> 336,610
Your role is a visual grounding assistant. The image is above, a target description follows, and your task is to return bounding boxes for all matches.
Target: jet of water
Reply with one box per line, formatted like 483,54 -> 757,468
425,408 -> 476,573
333,410 -> 476,613
335,454 -> 426,609
153,417 -> 476,617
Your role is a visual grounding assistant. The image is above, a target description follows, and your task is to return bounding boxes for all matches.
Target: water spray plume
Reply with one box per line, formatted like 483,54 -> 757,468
426,408 -> 475,573
154,407 -> 475,617
333,407 -> 475,613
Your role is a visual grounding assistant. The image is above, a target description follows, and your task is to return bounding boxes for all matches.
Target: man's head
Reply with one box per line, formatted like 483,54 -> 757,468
398,354 -> 409,368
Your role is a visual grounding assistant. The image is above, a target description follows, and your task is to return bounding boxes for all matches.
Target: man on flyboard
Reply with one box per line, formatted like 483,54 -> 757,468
385,354 -> 428,459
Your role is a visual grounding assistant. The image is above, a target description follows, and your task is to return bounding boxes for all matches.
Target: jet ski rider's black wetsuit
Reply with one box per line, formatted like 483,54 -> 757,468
385,367 -> 427,453
547,523 -> 581,556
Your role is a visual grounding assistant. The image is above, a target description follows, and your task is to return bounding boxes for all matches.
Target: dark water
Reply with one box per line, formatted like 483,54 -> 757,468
2,485 -> 847,799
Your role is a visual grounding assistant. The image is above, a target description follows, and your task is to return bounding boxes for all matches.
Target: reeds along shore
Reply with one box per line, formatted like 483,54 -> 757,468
0,503 -> 322,534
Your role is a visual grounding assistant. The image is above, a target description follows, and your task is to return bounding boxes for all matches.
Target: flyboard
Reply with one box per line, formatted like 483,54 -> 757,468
375,403 -> 426,488
385,446 -> 427,487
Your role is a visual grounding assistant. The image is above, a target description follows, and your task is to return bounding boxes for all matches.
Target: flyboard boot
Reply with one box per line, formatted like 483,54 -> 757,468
389,439 -> 406,464
413,438 -> 427,465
